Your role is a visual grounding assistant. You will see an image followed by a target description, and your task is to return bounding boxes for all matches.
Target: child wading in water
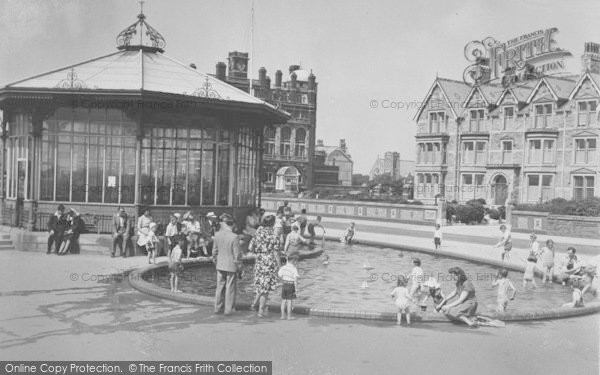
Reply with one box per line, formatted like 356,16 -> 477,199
169,237 -> 184,292
146,222 -> 159,264
523,255 -> 538,288
538,239 -> 555,283
391,275 -> 416,325
278,255 -> 299,320
420,277 -> 445,311
492,269 -> 517,313
433,223 -> 442,250
340,222 -> 355,244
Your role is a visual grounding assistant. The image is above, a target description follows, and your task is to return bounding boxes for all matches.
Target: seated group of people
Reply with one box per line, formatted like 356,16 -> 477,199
47,204 -> 85,255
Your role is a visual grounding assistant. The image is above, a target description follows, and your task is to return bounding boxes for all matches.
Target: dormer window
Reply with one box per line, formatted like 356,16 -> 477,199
534,104 -> 553,128
577,100 -> 597,127
428,111 -> 445,133
468,109 -> 485,132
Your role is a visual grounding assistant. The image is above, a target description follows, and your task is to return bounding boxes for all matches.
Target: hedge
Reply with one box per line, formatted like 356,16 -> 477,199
514,197 -> 600,217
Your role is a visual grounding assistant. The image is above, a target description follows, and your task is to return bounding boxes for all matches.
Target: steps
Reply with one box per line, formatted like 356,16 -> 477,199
0,233 -> 15,250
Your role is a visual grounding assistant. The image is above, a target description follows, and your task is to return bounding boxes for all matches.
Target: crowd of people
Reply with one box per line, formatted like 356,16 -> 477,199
46,204 -> 85,255
389,228 -> 598,327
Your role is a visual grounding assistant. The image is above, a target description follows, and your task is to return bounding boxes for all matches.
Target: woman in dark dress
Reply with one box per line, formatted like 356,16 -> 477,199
248,215 -> 282,317
436,267 -> 478,326
58,209 -> 85,255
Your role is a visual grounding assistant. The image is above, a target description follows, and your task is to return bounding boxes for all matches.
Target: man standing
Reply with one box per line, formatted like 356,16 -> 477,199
112,206 -> 131,258
213,213 -> 242,315
47,204 -> 66,254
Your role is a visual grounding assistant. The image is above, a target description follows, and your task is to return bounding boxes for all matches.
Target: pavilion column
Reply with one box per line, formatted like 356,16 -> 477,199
26,112 -> 44,231
134,113 -> 143,212
0,113 -> 8,224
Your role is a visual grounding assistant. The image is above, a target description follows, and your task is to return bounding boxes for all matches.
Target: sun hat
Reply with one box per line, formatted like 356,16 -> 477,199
206,212 -> 217,218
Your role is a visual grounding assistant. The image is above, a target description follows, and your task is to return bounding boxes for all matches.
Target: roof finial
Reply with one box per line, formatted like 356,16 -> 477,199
139,0 -> 145,14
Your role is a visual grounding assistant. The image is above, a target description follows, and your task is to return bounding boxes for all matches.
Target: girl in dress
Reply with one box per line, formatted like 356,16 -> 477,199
523,255 -> 538,288
390,275 -> 416,325
145,222 -> 159,264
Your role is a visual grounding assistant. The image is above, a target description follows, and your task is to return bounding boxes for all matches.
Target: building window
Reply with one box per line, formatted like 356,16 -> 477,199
501,140 -> 512,164
543,139 -> 554,163
469,109 -> 485,132
442,143 -> 447,164
461,173 -> 485,201
573,175 -> 595,200
475,141 -> 487,164
301,94 -> 308,104
463,141 -> 474,164
527,174 -> 554,202
425,143 -> 432,163
503,107 -> 514,130
574,138 -> 597,164
428,111 -> 445,133
265,172 -> 274,183
280,127 -> 291,157
294,128 -> 306,158
264,127 -> 276,155
534,103 -> 553,128
528,139 -> 553,163
577,100 -> 597,126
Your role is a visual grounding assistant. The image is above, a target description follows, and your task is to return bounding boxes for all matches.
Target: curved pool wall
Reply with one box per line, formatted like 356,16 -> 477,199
129,238 -> 600,323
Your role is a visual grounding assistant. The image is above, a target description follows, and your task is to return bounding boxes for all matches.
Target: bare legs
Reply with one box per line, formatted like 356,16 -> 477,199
258,293 -> 269,317
396,309 -> 411,325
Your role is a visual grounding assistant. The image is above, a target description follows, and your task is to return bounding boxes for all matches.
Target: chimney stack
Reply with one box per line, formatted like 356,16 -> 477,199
339,139 -> 347,152
290,72 -> 297,89
259,67 -> 267,86
265,76 -> 271,89
582,42 -> 600,74
317,139 -> 324,147
308,71 -> 316,90
275,70 -> 282,87
216,62 -> 226,81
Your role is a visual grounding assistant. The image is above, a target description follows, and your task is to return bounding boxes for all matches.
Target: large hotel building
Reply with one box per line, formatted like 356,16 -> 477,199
414,42 -> 600,205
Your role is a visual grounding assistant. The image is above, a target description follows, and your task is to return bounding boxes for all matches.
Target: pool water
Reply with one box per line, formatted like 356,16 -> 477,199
146,242 -> 575,314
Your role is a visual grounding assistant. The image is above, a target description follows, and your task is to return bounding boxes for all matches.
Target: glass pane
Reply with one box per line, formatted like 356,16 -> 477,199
573,176 -> 583,187
104,137 -> 120,204
88,136 -> 104,203
155,139 -> 173,205
56,135 -> 71,201
40,135 -> 55,201
217,143 -> 230,206
172,140 -> 187,205
202,142 -> 215,205
188,140 -> 202,206
71,136 -> 87,202
121,138 -> 136,204
542,175 -> 552,186
140,147 -> 154,205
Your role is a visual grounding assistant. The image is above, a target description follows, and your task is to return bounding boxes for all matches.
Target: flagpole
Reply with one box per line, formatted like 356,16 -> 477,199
249,0 -> 254,95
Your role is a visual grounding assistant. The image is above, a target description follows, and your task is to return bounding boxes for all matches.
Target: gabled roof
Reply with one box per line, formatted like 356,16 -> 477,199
568,72 -> 600,100
463,86 -> 489,107
413,78 -> 472,121
526,76 -> 577,103
3,49 -> 276,109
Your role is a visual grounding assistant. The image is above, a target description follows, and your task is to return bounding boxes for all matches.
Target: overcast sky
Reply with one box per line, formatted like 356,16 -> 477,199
1,0 -> 599,173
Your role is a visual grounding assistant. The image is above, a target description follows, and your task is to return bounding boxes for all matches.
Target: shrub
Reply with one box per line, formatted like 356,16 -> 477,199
467,198 -> 486,206
514,197 -> 600,217
498,206 -> 506,220
487,208 -> 501,220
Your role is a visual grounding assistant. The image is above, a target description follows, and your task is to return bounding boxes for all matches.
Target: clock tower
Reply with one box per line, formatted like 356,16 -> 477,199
228,51 -> 249,79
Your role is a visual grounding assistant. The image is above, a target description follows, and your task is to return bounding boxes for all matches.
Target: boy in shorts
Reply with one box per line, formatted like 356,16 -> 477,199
278,255 -> 299,320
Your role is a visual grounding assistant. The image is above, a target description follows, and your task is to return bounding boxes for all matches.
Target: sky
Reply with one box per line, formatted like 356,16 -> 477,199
1,0 -> 599,173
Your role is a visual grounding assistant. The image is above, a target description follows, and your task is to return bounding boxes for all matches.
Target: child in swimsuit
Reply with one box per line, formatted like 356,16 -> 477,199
390,275 -> 416,325
523,255 -> 538,288
492,268 -> 517,313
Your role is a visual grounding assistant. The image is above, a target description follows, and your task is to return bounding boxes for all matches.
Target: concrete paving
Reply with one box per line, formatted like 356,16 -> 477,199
0,250 -> 598,375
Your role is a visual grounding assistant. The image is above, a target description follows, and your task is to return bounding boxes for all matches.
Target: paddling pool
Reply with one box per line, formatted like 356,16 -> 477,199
136,241 -> 598,318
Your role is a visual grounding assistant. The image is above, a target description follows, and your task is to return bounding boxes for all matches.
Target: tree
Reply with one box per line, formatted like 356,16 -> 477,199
368,173 -> 404,195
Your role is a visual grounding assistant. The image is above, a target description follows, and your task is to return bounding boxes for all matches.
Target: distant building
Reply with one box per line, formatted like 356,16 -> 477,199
314,139 -> 353,186
369,152 -> 415,180
214,53 -> 317,192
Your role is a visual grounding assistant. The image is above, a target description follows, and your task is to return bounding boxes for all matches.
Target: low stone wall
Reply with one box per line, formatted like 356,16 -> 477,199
261,197 -> 439,225
511,211 -> 600,239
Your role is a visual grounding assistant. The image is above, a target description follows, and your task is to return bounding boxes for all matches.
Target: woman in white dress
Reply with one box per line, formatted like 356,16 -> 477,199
136,208 -> 153,251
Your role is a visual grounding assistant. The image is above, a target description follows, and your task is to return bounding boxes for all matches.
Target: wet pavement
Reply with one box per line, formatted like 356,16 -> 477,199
0,251 -> 598,374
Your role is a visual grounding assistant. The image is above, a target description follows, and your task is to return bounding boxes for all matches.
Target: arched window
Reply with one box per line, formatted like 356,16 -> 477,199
295,128 -> 306,157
